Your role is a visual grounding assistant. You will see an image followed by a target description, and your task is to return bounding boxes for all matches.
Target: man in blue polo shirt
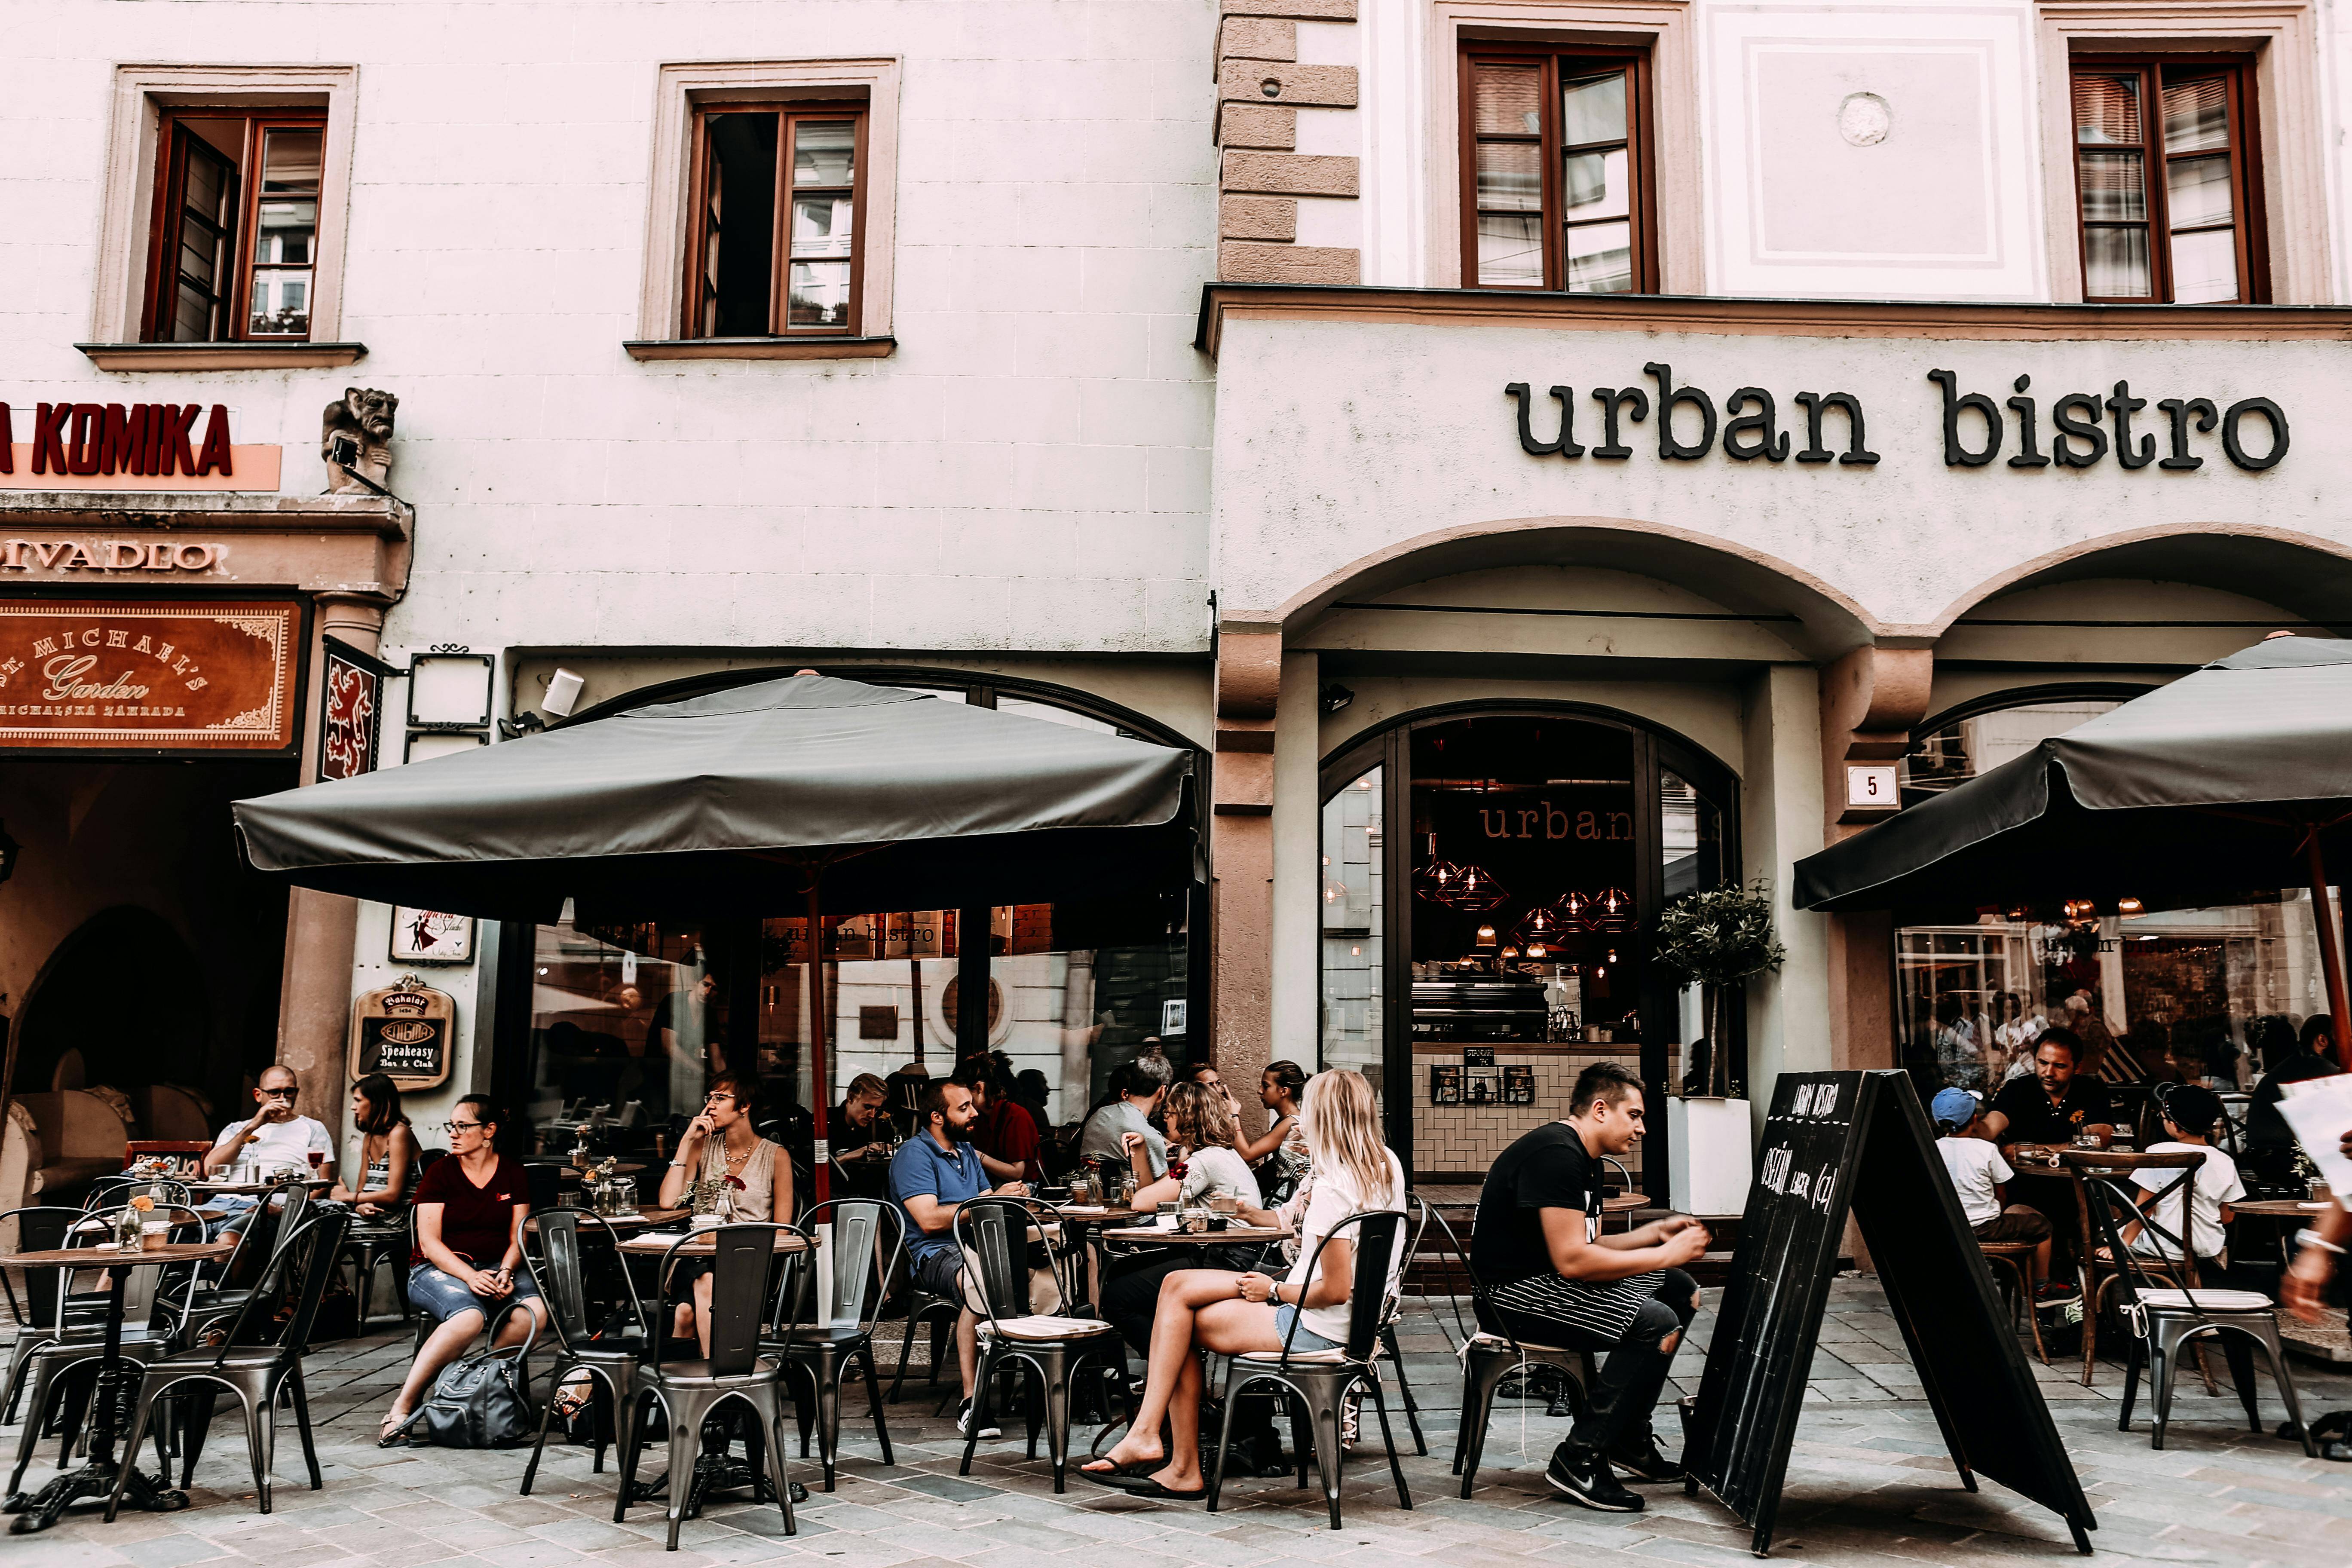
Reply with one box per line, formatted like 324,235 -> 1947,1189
889,1078 -> 1025,1438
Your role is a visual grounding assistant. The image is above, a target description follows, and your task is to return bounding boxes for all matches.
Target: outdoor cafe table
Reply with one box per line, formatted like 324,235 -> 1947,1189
1100,1224 -> 1295,1246
184,1176 -> 333,1197
616,1226 -> 814,1257
1,1238 -> 234,1534
525,1204 -> 685,1234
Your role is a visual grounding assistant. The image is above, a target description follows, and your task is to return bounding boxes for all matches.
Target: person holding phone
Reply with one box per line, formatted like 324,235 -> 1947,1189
657,1073 -> 789,1353
383,1095 -> 543,1445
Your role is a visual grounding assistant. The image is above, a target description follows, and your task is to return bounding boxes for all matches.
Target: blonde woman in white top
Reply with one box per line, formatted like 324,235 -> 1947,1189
1079,1069 -> 1404,1501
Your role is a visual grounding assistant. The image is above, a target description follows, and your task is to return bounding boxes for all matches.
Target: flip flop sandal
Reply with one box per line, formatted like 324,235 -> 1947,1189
1077,1459 -> 1162,1491
1133,1479 -> 1208,1502
379,1411 -> 413,1448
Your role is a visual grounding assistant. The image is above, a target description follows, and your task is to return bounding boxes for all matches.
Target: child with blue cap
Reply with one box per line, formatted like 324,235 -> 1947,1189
1932,1086 -> 2078,1305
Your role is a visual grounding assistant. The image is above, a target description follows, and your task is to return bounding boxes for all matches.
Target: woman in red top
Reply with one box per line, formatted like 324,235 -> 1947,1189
380,1094 -> 546,1443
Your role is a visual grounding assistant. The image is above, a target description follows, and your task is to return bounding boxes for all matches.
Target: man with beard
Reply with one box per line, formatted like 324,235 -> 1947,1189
888,1078 -> 1026,1438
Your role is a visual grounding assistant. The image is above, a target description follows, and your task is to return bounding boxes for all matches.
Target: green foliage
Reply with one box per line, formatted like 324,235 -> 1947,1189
1653,879 -> 1787,988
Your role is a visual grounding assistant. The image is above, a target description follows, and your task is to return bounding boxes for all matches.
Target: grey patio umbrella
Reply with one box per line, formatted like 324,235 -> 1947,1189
1791,635 -> 2352,1066
234,672 -> 1200,1197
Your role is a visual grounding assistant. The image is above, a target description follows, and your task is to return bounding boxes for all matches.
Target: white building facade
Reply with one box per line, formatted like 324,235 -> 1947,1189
3,0 -> 2349,1195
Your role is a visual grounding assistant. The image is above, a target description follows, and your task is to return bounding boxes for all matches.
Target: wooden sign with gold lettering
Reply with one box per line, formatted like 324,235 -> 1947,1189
349,975 -> 456,1089
0,599 -> 300,753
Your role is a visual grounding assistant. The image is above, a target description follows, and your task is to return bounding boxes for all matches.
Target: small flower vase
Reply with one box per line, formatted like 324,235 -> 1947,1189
114,1209 -> 144,1253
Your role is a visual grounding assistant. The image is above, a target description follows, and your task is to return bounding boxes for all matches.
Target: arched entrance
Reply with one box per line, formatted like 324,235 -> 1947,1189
1320,701 -> 1738,1185
15,906 -> 208,1096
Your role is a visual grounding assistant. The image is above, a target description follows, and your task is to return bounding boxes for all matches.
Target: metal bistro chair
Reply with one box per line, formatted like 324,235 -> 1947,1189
1378,1194 -> 1432,1456
181,1176 -> 314,1341
1424,1204 -> 1598,1498
887,1250 -> 964,1407
1209,1209 -> 1413,1529
105,1208 -> 352,1516
520,1208 -> 655,1494
1977,1239 -> 2050,1366
952,1196 -> 1126,1492
768,1197 -> 901,1491
614,1222 -> 804,1550
5,1203 -> 205,1497
340,1204 -> 415,1330
2081,1174 -> 2317,1454
0,1205 -> 91,1425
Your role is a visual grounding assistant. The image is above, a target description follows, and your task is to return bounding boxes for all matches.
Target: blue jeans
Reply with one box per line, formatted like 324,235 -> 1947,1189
1272,1302 -> 1343,1354
407,1262 -> 540,1326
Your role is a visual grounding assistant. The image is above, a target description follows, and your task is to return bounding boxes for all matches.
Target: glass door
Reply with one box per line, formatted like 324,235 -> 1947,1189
1320,704 -> 1736,1193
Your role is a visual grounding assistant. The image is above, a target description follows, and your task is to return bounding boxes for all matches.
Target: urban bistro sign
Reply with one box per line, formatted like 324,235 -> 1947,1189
1505,366 -> 2289,472
0,599 -> 300,753
0,400 -> 282,493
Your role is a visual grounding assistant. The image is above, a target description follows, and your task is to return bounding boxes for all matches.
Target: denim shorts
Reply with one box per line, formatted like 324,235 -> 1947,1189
407,1262 -> 541,1325
1272,1302 -> 1344,1354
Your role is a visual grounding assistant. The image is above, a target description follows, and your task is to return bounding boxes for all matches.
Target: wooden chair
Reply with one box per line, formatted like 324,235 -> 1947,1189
1975,1240 -> 2048,1365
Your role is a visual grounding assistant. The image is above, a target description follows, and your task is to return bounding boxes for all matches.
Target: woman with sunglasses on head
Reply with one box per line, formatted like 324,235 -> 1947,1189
331,1073 -> 421,1216
382,1095 -> 545,1444
658,1072 -> 790,1354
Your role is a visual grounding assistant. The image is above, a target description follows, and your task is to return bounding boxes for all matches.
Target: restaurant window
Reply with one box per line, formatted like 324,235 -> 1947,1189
2071,58 -> 2266,303
508,673 -> 1199,1172
1894,696 -> 2340,1141
143,110 -> 326,342
684,105 -> 865,338
1461,46 -> 1656,293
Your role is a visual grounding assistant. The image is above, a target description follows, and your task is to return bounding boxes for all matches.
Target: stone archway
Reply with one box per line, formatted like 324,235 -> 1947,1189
14,905 -> 207,1098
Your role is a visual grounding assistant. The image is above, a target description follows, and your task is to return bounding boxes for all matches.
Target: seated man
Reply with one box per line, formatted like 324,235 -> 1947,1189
1983,1029 -> 2114,1269
1471,1063 -> 1709,1514
831,1072 -> 893,1196
1077,1063 -> 1167,1178
200,1065 -> 334,1241
888,1079 -> 1026,1440
1931,1088 -> 2074,1305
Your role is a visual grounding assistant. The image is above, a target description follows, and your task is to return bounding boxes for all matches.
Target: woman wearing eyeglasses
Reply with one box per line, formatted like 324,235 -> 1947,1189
381,1094 -> 546,1444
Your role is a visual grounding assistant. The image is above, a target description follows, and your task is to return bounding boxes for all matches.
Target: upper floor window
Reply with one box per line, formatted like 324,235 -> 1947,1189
143,110 -> 325,342
1462,47 -> 1656,294
2071,58 -> 2266,303
684,106 -> 866,338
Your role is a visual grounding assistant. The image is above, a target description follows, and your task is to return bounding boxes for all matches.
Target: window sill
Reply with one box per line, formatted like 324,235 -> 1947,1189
622,335 -> 896,362
77,341 -> 368,371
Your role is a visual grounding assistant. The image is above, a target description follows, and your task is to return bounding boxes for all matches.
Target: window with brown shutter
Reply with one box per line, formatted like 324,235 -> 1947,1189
143,110 -> 327,342
2071,57 -> 2266,303
683,105 -> 867,338
1461,46 -> 1657,294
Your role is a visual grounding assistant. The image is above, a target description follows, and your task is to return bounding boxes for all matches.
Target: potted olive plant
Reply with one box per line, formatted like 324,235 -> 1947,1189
1654,879 -> 1786,1213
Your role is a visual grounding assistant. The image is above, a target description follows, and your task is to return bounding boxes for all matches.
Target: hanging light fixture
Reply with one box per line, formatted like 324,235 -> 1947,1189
1473,923 -> 1498,948
1589,886 -> 1634,930
1554,889 -> 1590,927
1445,864 -> 1510,912
2117,895 -> 2145,916
1512,902 -> 1565,948
1413,855 -> 1467,904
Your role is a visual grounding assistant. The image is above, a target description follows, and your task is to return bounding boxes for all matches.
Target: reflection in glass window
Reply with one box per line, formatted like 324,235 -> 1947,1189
685,107 -> 864,337
1320,767 -> 1384,1085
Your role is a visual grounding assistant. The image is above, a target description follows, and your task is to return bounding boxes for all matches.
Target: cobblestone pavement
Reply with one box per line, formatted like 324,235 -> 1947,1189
8,1279 -> 2349,1567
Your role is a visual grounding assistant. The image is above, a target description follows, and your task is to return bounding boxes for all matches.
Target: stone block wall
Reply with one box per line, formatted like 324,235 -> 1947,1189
1215,0 -> 1358,283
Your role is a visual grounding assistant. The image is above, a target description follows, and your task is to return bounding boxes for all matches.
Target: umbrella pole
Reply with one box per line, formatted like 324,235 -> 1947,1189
808,876 -> 831,1205
2306,833 -> 2352,1072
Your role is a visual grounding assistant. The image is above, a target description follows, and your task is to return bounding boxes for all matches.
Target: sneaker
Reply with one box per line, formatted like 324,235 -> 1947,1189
955,1399 -> 1001,1440
1606,1433 -> 1687,1484
1545,1443 -> 1644,1513
2034,1281 -> 2082,1305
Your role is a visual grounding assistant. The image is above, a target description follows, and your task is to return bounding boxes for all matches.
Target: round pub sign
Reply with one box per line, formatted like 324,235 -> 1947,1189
349,974 -> 455,1089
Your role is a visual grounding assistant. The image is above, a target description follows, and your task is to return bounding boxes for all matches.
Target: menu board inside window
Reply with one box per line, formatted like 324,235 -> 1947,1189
0,598 -> 300,753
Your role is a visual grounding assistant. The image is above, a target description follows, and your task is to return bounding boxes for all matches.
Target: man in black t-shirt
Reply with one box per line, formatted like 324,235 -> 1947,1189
1470,1063 -> 1710,1514
1985,1029 -> 2116,1153
1983,1029 -> 2114,1268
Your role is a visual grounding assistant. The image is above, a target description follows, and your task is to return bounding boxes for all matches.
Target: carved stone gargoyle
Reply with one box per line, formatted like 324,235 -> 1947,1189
321,387 -> 398,493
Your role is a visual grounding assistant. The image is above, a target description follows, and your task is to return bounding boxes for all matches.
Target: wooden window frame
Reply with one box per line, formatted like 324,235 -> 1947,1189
2070,54 -> 2269,306
1457,43 -> 1659,295
139,107 -> 329,344
680,103 -> 870,340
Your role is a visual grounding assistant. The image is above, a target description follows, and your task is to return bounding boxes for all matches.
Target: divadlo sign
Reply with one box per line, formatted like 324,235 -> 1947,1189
1507,364 -> 2288,472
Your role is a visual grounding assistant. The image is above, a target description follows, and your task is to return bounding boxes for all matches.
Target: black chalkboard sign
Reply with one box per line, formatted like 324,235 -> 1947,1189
1684,1069 -> 2095,1558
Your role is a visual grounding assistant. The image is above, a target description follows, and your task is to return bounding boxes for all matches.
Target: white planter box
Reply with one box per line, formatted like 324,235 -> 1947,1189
1667,1096 -> 1754,1215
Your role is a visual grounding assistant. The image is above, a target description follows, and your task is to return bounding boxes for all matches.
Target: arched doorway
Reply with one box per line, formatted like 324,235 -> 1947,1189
1320,701 -> 1737,1186
15,906 -> 207,1097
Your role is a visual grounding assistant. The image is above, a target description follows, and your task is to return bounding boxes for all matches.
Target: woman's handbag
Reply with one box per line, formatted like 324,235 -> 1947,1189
399,1302 -> 541,1447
